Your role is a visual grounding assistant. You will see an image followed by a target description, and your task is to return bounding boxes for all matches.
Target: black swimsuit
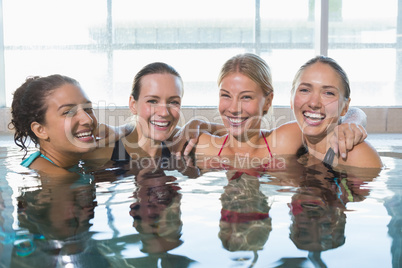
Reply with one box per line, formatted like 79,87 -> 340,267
111,139 -> 171,162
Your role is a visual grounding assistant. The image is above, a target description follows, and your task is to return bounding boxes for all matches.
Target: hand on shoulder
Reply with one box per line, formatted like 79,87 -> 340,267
339,141 -> 382,169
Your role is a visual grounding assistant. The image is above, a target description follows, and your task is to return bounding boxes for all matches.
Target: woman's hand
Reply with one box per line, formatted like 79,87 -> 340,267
330,123 -> 367,159
171,119 -> 227,156
171,119 -> 204,156
95,123 -> 134,148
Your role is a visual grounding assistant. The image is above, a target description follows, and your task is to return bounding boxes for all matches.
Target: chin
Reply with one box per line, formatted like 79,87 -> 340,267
228,129 -> 245,138
72,141 -> 97,153
303,130 -> 329,141
152,134 -> 170,143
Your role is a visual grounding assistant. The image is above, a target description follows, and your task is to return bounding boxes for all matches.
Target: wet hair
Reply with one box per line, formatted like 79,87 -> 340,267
291,55 -> 351,100
131,62 -> 183,101
9,74 -> 81,154
218,53 -> 273,97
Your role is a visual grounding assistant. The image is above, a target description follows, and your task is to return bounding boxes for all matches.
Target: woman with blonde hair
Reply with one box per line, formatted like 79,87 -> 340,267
194,53 -> 367,169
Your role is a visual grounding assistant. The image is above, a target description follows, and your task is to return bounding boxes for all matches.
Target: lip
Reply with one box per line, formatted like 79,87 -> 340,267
150,120 -> 171,130
74,129 -> 95,142
302,111 -> 325,126
226,116 -> 247,126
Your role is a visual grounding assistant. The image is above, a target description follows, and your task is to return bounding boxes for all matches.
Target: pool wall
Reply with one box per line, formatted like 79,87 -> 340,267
0,106 -> 401,134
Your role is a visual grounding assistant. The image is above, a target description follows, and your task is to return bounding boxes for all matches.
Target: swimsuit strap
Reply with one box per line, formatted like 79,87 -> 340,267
218,133 -> 272,158
261,131 -> 273,158
218,135 -> 229,156
40,153 -> 56,165
21,151 -> 57,168
161,141 -> 171,158
111,139 -> 130,162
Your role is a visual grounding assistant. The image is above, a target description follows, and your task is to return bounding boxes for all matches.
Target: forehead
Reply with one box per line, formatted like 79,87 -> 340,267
220,72 -> 260,90
47,83 -> 90,105
139,73 -> 183,97
299,62 -> 342,86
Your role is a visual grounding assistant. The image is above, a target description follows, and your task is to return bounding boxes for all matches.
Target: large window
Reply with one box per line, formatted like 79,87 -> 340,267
1,0 -> 400,107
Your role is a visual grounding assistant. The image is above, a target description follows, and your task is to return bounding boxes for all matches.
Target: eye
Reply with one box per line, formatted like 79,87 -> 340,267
241,95 -> 252,100
62,109 -> 76,116
84,107 -> 94,113
323,91 -> 336,96
147,99 -> 158,104
169,100 -> 181,106
220,93 -> 230,98
298,87 -> 309,93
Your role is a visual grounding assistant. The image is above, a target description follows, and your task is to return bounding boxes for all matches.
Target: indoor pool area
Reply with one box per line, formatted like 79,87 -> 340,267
0,133 -> 401,268
2,0 -> 402,267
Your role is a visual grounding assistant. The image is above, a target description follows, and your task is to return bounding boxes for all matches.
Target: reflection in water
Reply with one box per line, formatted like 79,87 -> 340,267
385,194 -> 402,268
97,160 -> 196,268
11,172 -> 108,267
131,168 -> 183,254
219,170 -> 272,267
384,164 -> 402,268
0,148 -> 398,267
287,164 -> 374,268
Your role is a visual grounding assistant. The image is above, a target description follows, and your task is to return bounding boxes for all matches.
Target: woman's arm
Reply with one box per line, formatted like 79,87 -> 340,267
332,107 -> 368,158
95,122 -> 134,148
171,107 -> 368,157
341,107 -> 367,127
271,108 -> 368,157
171,119 -> 227,156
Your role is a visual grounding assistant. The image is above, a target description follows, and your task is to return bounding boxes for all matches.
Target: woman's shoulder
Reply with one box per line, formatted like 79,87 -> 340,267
29,158 -> 72,175
266,121 -> 303,155
339,141 -> 382,168
195,132 -> 226,155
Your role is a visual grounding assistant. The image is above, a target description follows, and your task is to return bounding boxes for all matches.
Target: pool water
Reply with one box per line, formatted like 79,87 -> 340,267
0,135 -> 401,268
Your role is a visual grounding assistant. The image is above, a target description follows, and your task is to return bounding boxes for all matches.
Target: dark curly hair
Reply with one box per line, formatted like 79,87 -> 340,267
8,74 -> 80,156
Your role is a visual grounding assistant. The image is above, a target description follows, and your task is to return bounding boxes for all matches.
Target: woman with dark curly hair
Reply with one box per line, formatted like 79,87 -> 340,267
9,74 -> 98,174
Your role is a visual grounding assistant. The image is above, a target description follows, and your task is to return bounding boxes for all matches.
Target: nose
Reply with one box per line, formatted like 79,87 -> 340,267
308,91 -> 322,109
155,103 -> 170,117
228,99 -> 242,115
77,108 -> 95,126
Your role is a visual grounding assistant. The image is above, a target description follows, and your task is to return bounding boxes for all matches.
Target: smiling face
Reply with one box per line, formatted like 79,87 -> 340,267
37,83 -> 98,156
130,73 -> 182,143
219,72 -> 272,139
291,62 -> 350,140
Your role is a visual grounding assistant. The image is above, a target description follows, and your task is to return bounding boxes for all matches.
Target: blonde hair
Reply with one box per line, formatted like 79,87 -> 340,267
218,53 -> 273,97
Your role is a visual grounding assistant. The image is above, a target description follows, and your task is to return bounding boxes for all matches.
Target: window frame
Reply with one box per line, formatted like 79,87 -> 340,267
0,0 -> 399,107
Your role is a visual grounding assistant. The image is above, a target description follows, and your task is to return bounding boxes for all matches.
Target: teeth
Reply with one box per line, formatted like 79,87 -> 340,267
151,121 -> 169,127
304,112 -> 324,119
228,117 -> 245,124
76,131 -> 92,138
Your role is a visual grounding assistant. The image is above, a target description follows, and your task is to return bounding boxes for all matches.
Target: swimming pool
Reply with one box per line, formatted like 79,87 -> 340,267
0,134 -> 401,268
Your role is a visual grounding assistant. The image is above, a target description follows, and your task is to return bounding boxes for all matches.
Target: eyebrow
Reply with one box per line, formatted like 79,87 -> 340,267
57,101 -> 92,111
143,95 -> 181,99
143,95 -> 161,99
298,82 -> 339,90
220,89 -> 255,94
298,82 -> 312,88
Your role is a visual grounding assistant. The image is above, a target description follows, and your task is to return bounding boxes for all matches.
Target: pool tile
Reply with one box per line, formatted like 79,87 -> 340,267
387,107 -> 402,132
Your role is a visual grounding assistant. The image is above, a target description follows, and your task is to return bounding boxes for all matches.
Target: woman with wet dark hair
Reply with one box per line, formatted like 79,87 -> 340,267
9,74 -> 98,174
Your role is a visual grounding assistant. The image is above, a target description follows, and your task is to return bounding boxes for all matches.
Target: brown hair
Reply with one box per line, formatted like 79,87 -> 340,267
9,75 -> 81,154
